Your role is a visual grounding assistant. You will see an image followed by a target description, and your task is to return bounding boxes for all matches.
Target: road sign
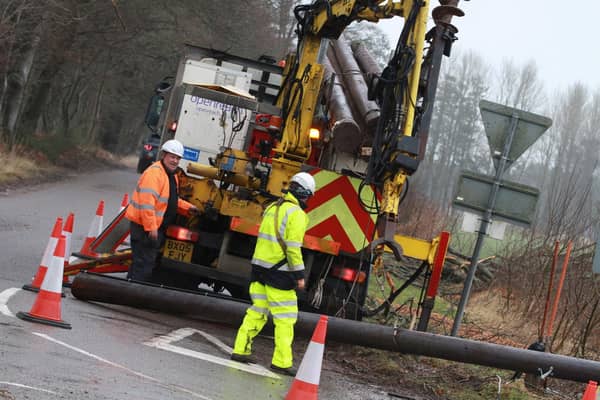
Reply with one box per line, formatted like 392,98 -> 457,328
461,212 -> 506,240
452,101 -> 551,338
454,171 -> 540,226
480,100 -> 552,172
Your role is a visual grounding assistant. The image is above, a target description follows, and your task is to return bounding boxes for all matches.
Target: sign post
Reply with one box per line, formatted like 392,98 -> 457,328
450,100 -> 551,337
593,225 -> 600,274
592,168 -> 600,274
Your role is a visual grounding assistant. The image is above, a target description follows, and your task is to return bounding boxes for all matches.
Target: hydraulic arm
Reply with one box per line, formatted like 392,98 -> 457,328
369,0 -> 463,258
275,0 -> 463,258
276,0 -> 418,163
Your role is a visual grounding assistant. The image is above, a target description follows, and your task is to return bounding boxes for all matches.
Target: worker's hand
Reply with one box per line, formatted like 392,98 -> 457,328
296,279 -> 305,290
146,229 -> 160,248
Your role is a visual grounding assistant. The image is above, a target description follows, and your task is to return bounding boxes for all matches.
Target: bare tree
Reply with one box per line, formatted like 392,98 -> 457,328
412,50 -> 490,209
487,81 -> 600,357
268,0 -> 300,58
493,59 -> 546,112
343,22 -> 391,69
0,0 -> 35,118
0,0 -> 287,153
0,0 -> 44,146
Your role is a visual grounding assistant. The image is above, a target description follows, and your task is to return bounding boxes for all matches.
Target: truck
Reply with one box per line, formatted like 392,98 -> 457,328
69,0 -> 463,325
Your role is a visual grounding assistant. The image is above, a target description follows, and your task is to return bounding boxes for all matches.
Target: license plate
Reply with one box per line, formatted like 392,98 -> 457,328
164,239 -> 193,262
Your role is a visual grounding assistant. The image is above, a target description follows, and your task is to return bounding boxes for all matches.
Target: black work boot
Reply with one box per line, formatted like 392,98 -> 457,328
270,364 -> 297,376
230,353 -> 255,364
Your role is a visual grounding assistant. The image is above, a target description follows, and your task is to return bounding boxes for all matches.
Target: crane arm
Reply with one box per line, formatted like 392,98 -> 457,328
275,0 -> 420,162
274,0 -> 464,259
368,0 -> 464,258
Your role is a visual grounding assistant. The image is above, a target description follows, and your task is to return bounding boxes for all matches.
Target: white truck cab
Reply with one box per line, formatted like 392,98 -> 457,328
144,45 -> 283,176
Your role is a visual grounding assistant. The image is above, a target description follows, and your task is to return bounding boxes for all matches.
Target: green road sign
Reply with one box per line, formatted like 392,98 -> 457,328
480,100 -> 552,172
453,171 -> 540,226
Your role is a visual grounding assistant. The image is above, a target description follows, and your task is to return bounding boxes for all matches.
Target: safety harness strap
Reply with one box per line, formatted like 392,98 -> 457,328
271,197 -> 293,271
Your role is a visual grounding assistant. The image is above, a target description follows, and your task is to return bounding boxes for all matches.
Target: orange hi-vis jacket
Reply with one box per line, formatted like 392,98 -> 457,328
126,161 -> 194,232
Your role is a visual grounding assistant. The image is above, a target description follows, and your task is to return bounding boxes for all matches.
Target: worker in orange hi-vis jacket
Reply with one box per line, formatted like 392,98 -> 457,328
125,139 -> 198,282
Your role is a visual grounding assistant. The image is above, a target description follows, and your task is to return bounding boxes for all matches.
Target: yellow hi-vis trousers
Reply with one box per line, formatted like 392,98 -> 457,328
232,281 -> 298,369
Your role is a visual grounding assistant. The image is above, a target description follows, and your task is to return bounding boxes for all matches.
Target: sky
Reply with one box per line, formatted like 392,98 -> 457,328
377,0 -> 600,91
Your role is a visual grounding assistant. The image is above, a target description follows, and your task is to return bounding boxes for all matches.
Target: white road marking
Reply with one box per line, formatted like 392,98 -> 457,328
195,330 -> 234,355
0,381 -> 57,395
32,332 -> 213,400
144,327 -> 233,355
0,288 -> 20,317
143,328 -> 281,379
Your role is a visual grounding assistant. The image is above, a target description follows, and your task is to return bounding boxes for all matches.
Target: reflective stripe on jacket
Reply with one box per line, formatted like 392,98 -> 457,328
251,192 -> 309,273
125,161 -> 193,232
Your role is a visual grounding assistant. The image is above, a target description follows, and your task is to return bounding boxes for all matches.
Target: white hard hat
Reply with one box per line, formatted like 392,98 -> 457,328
161,139 -> 184,157
291,172 -> 316,195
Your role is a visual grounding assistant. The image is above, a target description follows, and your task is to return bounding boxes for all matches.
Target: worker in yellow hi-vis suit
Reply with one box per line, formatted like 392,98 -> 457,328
231,172 -> 316,377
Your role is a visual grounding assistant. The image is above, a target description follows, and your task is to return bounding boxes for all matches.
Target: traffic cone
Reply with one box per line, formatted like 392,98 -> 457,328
119,193 -> 130,245
62,212 -> 74,287
17,236 -> 72,329
119,193 -> 129,213
79,200 -> 104,257
23,217 -> 63,293
583,380 -> 598,400
285,315 -> 328,400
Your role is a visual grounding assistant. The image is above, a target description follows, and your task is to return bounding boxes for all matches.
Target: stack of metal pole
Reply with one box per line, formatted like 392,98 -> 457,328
322,36 -> 381,156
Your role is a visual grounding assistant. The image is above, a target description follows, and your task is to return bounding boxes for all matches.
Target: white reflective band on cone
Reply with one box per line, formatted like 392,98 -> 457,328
41,252 -> 64,294
295,342 -> 324,385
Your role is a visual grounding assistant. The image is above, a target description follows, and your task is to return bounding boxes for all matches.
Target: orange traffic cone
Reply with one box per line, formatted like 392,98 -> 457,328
23,217 -> 63,293
285,315 -> 328,400
120,193 -> 130,245
583,380 -> 598,400
62,212 -> 75,286
79,200 -> 104,257
119,193 -> 129,213
17,236 -> 72,329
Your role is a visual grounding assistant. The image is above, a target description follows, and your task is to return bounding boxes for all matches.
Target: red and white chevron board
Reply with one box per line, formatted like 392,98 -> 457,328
305,169 -> 379,253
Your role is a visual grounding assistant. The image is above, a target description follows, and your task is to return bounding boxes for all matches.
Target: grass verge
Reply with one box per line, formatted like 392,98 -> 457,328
0,144 -> 133,191
0,148 -> 58,186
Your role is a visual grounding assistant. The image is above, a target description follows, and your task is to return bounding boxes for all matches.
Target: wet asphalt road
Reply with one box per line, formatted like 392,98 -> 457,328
0,168 -> 392,400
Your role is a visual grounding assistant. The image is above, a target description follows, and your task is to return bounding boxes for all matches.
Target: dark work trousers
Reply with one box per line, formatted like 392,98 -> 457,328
127,222 -> 165,282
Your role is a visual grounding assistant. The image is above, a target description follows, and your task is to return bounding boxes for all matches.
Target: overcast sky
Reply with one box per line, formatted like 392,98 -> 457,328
377,0 -> 599,92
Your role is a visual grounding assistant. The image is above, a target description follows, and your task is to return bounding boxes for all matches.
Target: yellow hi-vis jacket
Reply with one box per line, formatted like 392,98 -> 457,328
126,161 -> 193,232
250,192 -> 309,289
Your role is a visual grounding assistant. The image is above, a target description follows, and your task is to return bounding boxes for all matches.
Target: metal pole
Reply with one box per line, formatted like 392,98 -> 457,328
451,113 -> 520,337
71,272 -> 600,383
417,231 -> 451,332
539,241 -> 560,342
546,241 -> 573,341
